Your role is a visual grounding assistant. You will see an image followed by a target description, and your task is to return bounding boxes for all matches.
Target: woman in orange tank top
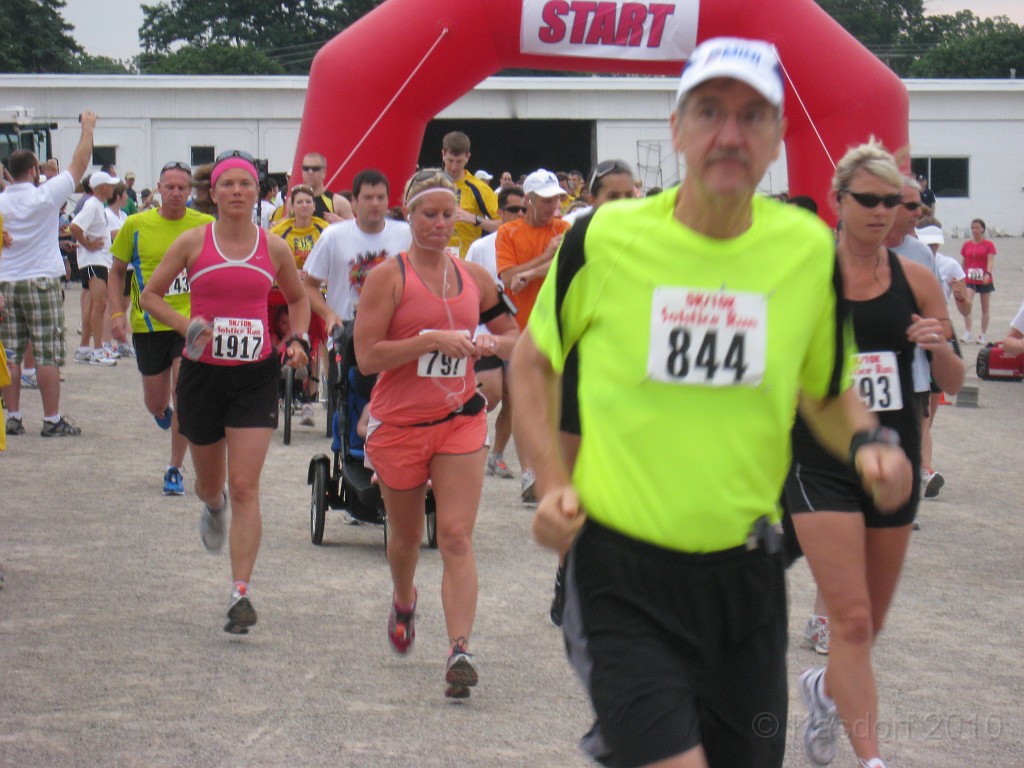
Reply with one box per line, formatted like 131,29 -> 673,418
355,169 -> 518,699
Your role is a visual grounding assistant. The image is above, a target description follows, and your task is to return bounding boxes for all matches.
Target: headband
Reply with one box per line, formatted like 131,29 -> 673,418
406,186 -> 456,210
211,157 -> 258,188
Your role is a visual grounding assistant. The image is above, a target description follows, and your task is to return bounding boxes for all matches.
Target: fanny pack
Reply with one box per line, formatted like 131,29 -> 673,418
410,391 -> 486,427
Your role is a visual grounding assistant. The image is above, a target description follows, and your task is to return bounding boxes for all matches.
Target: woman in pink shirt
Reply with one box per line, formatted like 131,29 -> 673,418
957,218 -> 997,344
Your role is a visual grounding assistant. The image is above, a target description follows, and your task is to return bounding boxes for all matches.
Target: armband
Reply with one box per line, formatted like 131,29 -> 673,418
479,287 -> 518,323
848,427 -> 901,474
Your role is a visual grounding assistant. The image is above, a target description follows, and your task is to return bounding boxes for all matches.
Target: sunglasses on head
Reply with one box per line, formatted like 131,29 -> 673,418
588,160 -> 631,194
840,189 -> 902,209
216,149 -> 255,164
161,161 -> 191,174
502,205 -> 527,214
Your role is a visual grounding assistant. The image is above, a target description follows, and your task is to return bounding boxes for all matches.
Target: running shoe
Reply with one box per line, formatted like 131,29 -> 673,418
801,616 -> 830,655
799,667 -> 839,766
5,416 -> 25,436
200,491 -> 227,553
163,466 -> 185,496
300,402 -> 315,426
978,333 -> 988,345
20,372 -> 38,389
388,591 -> 417,654
40,417 -> 82,437
224,583 -> 257,634
959,331 -> 973,344
923,470 -> 944,499
103,344 -> 121,360
154,405 -> 173,430
550,565 -> 566,627
859,760 -> 887,768
521,469 -> 537,503
89,349 -> 117,367
487,453 -> 514,479
73,348 -> 92,364
445,643 -> 479,699
117,342 -> 135,358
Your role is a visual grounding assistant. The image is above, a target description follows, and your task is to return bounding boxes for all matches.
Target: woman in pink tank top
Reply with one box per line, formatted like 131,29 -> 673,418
141,150 -> 311,636
355,169 -> 518,698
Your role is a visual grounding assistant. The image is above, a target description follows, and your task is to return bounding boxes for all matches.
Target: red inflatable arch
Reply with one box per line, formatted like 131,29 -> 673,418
295,0 -> 908,219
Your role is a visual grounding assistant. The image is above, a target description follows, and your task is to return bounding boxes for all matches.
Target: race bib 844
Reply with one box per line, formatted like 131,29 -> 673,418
647,288 -> 767,387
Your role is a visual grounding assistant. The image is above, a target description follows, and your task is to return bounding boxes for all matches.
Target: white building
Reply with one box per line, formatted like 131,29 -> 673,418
1,73 -> 1021,234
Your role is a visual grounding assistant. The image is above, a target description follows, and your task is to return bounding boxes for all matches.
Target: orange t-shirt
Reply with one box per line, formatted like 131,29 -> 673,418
495,217 -> 570,330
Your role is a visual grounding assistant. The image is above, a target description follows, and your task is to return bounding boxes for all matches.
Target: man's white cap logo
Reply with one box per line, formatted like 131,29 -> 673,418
676,37 -> 784,108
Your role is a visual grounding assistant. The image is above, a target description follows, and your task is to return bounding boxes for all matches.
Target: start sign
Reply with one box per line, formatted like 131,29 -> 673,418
520,0 -> 698,61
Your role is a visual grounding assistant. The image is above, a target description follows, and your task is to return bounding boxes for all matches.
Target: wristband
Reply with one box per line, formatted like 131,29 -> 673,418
848,427 -> 901,474
287,333 -> 311,355
110,312 -> 125,319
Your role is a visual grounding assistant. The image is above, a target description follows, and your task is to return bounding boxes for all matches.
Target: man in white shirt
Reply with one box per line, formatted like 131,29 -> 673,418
0,111 -> 97,437
303,169 -> 411,330
465,185 -> 525,480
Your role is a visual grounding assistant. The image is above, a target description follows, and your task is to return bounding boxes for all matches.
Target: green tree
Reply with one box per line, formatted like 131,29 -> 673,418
909,19 -> 1024,77
139,44 -> 286,75
138,0 -> 386,74
816,0 -> 926,47
0,0 -> 82,73
74,53 -> 134,74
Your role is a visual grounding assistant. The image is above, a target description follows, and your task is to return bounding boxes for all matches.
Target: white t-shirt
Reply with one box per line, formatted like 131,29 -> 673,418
256,200 -> 277,229
304,218 -> 411,321
934,251 -> 965,303
466,232 -> 501,338
0,171 -> 75,280
72,196 -> 113,269
1010,301 -> 1024,335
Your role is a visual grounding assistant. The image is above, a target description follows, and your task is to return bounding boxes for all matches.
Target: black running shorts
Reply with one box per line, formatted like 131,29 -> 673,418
176,354 -> 280,445
563,520 -> 788,768
133,330 -> 185,376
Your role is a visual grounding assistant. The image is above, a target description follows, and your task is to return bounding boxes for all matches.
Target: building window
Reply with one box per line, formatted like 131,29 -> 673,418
911,157 -> 969,198
92,146 -> 117,167
191,146 -> 215,166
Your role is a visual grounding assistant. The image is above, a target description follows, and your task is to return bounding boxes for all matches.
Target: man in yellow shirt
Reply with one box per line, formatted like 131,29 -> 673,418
441,131 -> 499,258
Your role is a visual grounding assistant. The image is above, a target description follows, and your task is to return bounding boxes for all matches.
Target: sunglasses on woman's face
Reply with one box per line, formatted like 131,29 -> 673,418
840,189 -> 902,209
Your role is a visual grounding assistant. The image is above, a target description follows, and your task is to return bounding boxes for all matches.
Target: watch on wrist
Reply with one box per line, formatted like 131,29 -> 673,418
288,333 -> 311,353
848,427 -> 901,473
474,215 -> 481,226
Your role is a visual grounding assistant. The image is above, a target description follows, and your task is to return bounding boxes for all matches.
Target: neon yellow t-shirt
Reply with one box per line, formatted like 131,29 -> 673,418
111,208 -> 215,334
528,191 -> 853,553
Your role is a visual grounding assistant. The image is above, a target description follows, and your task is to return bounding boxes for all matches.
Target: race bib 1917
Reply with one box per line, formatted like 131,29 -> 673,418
647,288 -> 767,387
211,317 -> 264,362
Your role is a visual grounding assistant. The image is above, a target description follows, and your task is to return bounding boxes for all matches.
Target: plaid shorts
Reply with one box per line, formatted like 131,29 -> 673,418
0,277 -> 67,366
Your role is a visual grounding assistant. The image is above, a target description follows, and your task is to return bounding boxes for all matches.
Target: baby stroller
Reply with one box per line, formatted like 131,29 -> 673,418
307,323 -> 437,549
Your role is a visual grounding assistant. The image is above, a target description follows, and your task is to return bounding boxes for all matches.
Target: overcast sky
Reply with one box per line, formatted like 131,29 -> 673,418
61,0 -> 1024,62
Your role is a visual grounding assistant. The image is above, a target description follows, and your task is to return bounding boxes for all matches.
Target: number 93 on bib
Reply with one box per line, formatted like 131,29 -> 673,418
647,288 -> 766,387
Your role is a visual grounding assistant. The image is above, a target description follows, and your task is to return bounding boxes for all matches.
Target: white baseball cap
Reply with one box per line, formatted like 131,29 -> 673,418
916,225 -> 944,245
89,171 -> 120,187
474,169 -> 493,181
676,37 -> 784,108
523,169 -> 564,198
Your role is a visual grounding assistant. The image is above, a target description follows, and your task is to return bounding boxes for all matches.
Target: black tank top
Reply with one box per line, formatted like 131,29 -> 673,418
792,249 -> 921,470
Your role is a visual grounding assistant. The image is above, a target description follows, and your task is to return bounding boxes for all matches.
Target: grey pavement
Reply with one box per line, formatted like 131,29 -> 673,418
2,237 -> 1023,767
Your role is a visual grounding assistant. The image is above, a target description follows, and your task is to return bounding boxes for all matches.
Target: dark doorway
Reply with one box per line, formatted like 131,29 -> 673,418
418,119 -> 595,184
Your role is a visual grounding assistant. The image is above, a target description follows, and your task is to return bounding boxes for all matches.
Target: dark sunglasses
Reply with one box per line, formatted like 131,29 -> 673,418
161,161 -> 191,174
502,205 -> 527,214
840,189 -> 902,209
588,160 -> 631,195
301,165 -> 324,172
901,201 -> 922,211
216,149 -> 255,164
